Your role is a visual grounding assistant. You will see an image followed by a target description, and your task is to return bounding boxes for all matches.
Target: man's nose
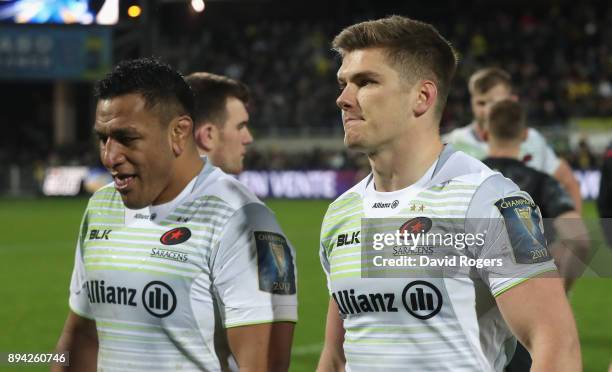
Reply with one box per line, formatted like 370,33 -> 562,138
336,85 -> 355,110
243,128 -> 254,145
101,139 -> 125,169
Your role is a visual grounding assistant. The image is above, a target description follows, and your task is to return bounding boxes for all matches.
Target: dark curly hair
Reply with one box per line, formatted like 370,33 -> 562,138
94,57 -> 194,124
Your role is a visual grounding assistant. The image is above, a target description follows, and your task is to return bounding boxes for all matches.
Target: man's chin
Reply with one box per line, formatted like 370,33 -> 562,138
120,194 -> 147,210
344,137 -> 367,152
224,160 -> 243,175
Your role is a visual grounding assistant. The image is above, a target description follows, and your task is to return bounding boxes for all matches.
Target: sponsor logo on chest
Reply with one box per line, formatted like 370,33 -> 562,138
85,280 -> 177,318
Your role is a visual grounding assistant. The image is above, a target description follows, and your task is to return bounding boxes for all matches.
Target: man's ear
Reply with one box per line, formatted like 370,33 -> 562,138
413,80 -> 438,117
194,122 -> 218,153
170,115 -> 194,156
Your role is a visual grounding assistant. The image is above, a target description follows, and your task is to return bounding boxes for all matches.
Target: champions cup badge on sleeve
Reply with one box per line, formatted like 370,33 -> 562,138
254,231 -> 296,294
514,205 -> 539,244
270,241 -> 288,277
495,196 -> 550,264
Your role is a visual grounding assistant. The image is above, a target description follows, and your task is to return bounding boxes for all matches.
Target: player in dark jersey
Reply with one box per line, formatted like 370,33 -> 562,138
482,99 -> 590,372
597,142 -> 612,247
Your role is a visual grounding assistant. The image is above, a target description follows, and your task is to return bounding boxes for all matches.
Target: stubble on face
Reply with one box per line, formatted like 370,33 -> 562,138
337,48 -> 414,153
472,84 -> 512,129
211,97 -> 250,174
95,94 -> 175,209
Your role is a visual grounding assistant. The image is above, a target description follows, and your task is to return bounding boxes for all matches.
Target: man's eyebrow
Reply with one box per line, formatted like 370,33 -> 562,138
93,126 -> 139,138
338,70 -> 384,84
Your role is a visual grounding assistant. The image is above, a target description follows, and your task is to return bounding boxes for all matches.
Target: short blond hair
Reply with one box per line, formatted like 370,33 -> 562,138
468,67 -> 512,95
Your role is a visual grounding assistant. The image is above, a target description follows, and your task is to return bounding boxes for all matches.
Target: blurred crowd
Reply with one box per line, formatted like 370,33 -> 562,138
244,147 -> 365,171
158,1 -> 612,135
568,139 -> 605,170
241,139 -> 608,172
2,1 -> 612,173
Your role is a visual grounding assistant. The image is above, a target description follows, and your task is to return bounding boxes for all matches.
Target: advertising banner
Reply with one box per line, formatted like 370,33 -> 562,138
0,25 -> 111,81
42,167 -> 602,200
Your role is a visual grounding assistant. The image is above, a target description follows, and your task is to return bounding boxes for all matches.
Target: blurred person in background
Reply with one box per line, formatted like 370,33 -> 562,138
317,15 -> 580,372
53,58 -> 296,372
185,72 -> 253,175
573,138 -> 597,171
597,141 -> 612,247
443,67 -> 583,212
482,99 -> 590,371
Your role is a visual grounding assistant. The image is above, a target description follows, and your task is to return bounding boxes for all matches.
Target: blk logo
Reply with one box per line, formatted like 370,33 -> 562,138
89,229 -> 111,240
160,227 -> 191,245
401,281 -> 442,320
337,231 -> 360,247
142,281 -> 176,318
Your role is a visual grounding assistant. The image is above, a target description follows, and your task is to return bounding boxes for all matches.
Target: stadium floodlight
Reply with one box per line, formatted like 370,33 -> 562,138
96,0 -> 119,25
191,0 -> 205,12
127,4 -> 141,18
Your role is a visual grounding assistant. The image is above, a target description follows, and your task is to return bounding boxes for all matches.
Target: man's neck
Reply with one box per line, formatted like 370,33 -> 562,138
369,129 -> 443,192
487,141 -> 521,159
472,121 -> 485,141
154,150 -> 205,205
179,150 -> 206,187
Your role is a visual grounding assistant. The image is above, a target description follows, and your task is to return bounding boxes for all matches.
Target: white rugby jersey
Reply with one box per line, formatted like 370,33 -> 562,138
69,159 -> 297,371
442,122 -> 560,175
319,145 -> 556,371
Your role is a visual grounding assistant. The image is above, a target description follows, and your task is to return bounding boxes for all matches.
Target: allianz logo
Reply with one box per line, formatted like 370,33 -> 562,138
372,200 -> 399,209
85,280 -> 177,318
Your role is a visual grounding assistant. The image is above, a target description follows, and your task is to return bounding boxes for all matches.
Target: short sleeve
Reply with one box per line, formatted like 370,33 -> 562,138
524,129 -> 560,175
538,143 -> 560,176
69,211 -> 94,319
319,242 -> 332,295
466,175 -> 557,297
211,203 -> 297,328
